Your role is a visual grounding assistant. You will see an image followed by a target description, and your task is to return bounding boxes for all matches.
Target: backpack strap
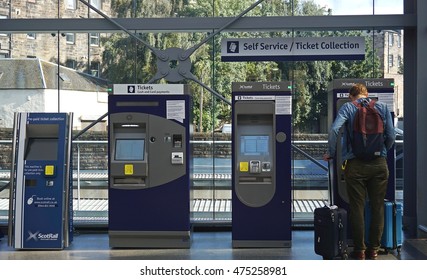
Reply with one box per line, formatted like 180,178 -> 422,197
367,99 -> 378,110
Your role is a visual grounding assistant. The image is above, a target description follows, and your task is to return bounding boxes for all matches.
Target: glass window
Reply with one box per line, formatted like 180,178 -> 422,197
388,54 -> 394,67
90,61 -> 100,77
0,2 -> 407,228
89,33 -> 100,46
65,0 -> 77,10
27,33 -> 36,39
90,0 -> 101,11
65,33 -> 75,44
388,33 -> 394,46
65,59 -> 77,69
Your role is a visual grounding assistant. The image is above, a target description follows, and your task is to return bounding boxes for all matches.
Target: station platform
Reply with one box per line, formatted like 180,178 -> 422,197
0,230 -> 426,260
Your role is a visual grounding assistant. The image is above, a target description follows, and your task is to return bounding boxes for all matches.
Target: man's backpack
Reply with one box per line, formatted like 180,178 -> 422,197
351,99 -> 385,160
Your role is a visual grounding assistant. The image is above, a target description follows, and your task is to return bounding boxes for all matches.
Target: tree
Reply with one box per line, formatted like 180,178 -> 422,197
102,0 -> 385,132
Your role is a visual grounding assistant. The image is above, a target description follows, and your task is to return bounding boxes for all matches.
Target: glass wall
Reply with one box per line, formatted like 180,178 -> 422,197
0,0 -> 404,227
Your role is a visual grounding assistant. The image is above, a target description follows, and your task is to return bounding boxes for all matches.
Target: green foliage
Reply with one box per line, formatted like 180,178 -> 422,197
102,0 -> 386,133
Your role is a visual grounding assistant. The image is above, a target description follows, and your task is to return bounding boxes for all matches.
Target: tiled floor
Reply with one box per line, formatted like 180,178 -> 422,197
1,230 -> 425,260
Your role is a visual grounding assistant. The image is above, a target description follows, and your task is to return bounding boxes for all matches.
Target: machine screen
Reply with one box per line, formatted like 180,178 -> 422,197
115,139 -> 145,161
240,135 -> 269,156
24,138 -> 58,160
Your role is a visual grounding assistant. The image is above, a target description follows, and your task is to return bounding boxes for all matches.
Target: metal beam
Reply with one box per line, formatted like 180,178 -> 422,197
0,15 -> 416,33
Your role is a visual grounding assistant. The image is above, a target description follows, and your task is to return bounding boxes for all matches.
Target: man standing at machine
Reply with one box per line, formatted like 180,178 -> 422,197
323,83 -> 395,260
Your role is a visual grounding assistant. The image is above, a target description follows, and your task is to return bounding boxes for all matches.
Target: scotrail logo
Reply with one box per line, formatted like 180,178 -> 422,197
26,231 -> 59,242
227,41 -> 239,53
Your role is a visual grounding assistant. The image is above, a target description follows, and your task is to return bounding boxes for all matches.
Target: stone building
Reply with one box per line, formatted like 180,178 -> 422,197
0,0 -> 112,77
374,30 -> 404,121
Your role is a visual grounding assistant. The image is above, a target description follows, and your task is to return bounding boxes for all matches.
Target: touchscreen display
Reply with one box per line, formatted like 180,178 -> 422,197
115,139 -> 145,160
240,135 -> 269,156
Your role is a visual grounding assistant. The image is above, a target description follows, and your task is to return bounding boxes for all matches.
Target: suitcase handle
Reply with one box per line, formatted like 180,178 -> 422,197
328,160 -> 335,206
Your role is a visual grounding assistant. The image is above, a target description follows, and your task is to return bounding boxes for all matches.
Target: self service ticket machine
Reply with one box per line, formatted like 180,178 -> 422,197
327,78 -> 396,209
232,82 -> 292,248
9,112 -> 73,249
108,84 -> 191,248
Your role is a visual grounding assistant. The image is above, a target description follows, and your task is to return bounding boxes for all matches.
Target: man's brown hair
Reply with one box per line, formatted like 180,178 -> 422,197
349,83 -> 368,97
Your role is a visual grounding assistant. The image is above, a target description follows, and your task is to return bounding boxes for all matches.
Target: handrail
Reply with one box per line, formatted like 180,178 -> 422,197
0,139 -> 405,144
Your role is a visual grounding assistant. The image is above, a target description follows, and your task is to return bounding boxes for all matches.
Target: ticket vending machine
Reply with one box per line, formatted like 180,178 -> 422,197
327,78 -> 396,209
108,84 -> 191,248
9,112 -> 73,249
232,82 -> 292,248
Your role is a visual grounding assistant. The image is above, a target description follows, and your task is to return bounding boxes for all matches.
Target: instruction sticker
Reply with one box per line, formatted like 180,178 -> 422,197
239,162 -> 249,172
377,92 -> 394,112
275,95 -> 292,115
44,165 -> 55,176
167,100 -> 185,123
124,164 -> 134,175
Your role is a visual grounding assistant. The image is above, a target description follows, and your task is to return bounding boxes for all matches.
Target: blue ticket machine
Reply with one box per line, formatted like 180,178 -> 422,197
327,78 -> 396,209
108,84 -> 191,248
9,112 -> 73,249
232,82 -> 292,248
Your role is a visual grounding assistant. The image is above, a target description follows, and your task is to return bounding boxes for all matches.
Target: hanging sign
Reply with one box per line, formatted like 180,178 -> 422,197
221,36 -> 365,62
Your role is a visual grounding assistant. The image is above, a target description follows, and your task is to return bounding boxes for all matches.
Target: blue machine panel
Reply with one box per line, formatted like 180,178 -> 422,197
232,82 -> 292,248
10,112 -> 73,249
108,84 -> 191,248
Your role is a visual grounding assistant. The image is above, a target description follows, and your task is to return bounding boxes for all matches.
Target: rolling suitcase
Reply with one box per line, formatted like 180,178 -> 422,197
365,200 -> 402,253
314,160 -> 348,260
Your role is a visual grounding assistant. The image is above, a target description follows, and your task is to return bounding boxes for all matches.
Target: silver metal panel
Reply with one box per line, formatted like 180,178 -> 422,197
13,113 -> 28,248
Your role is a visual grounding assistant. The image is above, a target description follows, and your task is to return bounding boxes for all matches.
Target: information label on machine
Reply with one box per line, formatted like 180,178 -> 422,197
234,95 -> 292,115
275,96 -> 292,115
234,95 -> 275,101
336,92 -> 394,112
167,100 -> 186,123
113,84 -> 186,95
377,92 -> 394,112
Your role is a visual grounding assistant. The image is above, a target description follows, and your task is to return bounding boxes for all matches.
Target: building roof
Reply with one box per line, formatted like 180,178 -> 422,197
0,58 -> 108,91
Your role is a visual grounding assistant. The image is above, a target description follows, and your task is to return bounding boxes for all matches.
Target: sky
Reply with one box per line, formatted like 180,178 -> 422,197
305,0 -> 404,15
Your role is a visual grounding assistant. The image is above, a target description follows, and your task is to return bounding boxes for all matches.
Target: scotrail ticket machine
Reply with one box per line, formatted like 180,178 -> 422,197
327,78 -> 396,209
108,84 -> 191,248
232,82 -> 292,248
9,112 -> 73,249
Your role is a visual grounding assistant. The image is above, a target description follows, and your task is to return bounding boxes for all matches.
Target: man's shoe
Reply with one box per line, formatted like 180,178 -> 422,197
366,249 -> 378,260
350,251 -> 365,260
